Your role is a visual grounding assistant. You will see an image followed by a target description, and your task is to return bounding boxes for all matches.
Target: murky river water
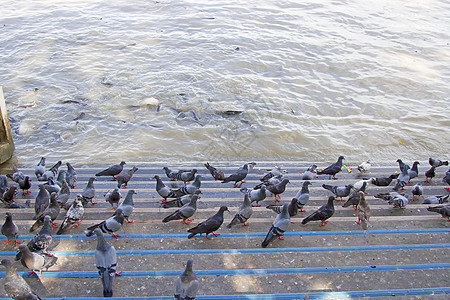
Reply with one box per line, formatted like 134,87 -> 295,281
0,0 -> 449,164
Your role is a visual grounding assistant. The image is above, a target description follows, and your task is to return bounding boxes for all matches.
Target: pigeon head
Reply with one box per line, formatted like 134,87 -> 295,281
153,175 -> 160,180
219,206 -> 229,212
93,228 -> 103,237
5,212 -> 12,218
0,259 -> 12,268
18,244 -> 28,252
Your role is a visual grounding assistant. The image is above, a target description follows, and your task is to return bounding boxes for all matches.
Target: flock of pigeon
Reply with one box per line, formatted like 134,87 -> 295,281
1,156 -> 449,299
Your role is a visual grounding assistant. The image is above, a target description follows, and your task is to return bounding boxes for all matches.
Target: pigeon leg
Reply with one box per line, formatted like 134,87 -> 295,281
184,219 -> 193,225
43,251 -> 53,257
320,221 -> 328,226
205,234 -> 211,239
112,233 -> 120,239
251,204 -> 261,207
161,199 -> 167,203
298,208 -> 305,212
74,220 -> 82,227
445,187 -> 450,192
125,219 -> 134,223
14,238 -> 19,246
3,239 -> 10,245
277,236 -> 284,240
115,271 -> 122,276
242,222 -> 249,226
211,232 -> 220,237
51,222 -> 58,228
122,183 -> 127,189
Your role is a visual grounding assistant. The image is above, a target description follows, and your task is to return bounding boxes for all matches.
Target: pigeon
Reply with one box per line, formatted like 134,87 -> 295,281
1,259 -> 42,300
170,175 -> 202,198
322,183 -> 353,201
302,196 -> 335,226
86,208 -> 125,238
227,193 -> 253,228
425,166 -> 436,183
266,198 -> 298,219
154,175 -> 176,202
161,193 -> 199,208
65,162 -> 77,188
357,160 -> 371,173
429,157 -> 448,168
89,228 -> 119,297
301,165 -> 317,180
356,191 -> 371,230
444,168 -> 450,192
343,182 -> 368,210
397,159 -> 409,173
26,215 -> 53,256
0,175 -> 8,195
411,184 -> 423,201
105,188 -> 122,209
1,212 -> 19,245
427,204 -> 450,220
353,178 -> 373,191
35,157 -> 46,179
163,194 -> 199,224
187,206 -> 229,239
241,185 -> 267,207
254,173 -> 284,190
222,163 -> 251,187
408,161 -> 420,182
266,178 -> 290,201
43,178 -> 61,194
394,164 -> 410,191
389,193 -> 409,208
162,166 -> 181,181
95,161 -> 126,178
1,186 -> 18,208
34,184 -> 50,220
316,156 -> 344,179
7,166 -> 31,195
57,195 -> 85,234
176,169 -> 197,185
422,195 -> 449,205
30,193 -> 60,232
260,166 -> 287,182
115,166 -> 138,188
262,202 -> 290,248
294,181 -> 312,212
204,162 -> 225,181
81,177 -> 96,206
38,160 -> 61,181
371,174 -> 399,187
55,170 -> 66,187
174,258 -> 199,300
56,179 -> 71,209
115,189 -> 137,223
17,244 -> 57,279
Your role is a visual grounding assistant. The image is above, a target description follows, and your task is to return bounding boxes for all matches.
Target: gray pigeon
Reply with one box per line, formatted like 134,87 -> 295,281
27,215 -> 53,256
30,193 -> 60,232
322,183 -> 353,201
427,204 -> 450,220
18,244 -> 57,279
1,259 -> 41,300
154,175 -> 176,202
43,178 -> 60,195
429,157 -> 448,168
115,189 -> 137,223
411,184 -> 423,201
187,206 -> 229,239
55,170 -> 66,187
204,162 -> 225,181
161,193 -> 199,208
38,160 -> 61,181
95,161 -> 126,178
266,198 -> 298,219
1,186 -> 18,208
171,175 -> 202,197
56,179 -> 71,209
356,191 -> 371,230
90,228 -> 118,297
302,196 -> 335,226
294,181 -> 312,212
266,178 -> 290,200
1,212 -> 19,246
174,258 -> 199,300
35,157 -> 46,179
260,166 -> 287,182
407,161 -> 420,182
316,156 -> 345,179
57,195 -> 85,235
262,202 -> 290,248
105,188 -> 122,209
422,195 -> 449,205
301,165 -> 317,180
33,184 -> 50,220
254,174 -> 284,190
227,193 -> 253,228
163,194 -> 199,224
65,162 -> 77,188
162,166 -> 180,181
176,169 -> 197,185
115,166 -> 138,188
240,185 -> 267,207
86,208 -> 125,238
394,164 -> 410,191
371,174 -> 398,187
343,182 -> 368,210
222,163 -> 251,187
444,168 -> 450,192
81,177 -> 96,206
7,166 -> 31,195
389,193 -> 409,208
425,166 -> 436,183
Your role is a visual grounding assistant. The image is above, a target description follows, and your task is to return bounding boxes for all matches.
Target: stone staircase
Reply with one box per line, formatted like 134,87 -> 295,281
0,161 -> 449,299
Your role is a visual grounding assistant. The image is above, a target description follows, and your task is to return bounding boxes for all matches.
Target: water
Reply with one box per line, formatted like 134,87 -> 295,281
1,0 -> 449,165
